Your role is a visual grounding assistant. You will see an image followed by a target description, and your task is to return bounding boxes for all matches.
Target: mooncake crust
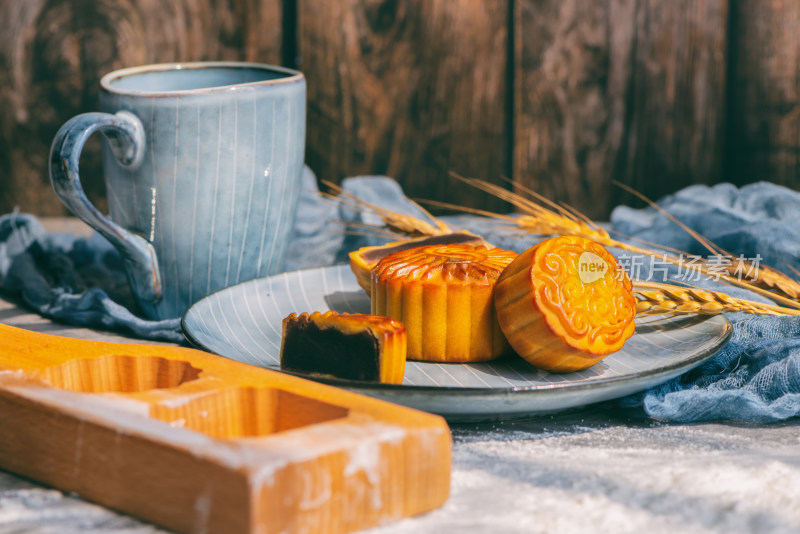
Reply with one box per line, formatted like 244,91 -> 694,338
349,231 -> 491,293
371,244 -> 517,363
494,236 -> 636,372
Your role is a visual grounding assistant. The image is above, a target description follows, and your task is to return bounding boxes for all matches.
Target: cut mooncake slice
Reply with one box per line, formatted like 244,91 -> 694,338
349,231 -> 492,294
371,244 -> 517,362
280,311 -> 406,384
494,235 -> 636,372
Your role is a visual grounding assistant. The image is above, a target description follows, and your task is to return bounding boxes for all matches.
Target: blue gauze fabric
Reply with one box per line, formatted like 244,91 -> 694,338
0,213 -> 186,342
3,176 -> 800,423
609,182 -> 800,423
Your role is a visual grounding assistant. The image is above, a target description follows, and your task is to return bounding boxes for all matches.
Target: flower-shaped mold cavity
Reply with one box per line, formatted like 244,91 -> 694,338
150,387 -> 349,439
43,355 -> 202,393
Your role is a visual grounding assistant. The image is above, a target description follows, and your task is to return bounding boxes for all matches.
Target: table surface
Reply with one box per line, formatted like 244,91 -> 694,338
1,220 -> 800,533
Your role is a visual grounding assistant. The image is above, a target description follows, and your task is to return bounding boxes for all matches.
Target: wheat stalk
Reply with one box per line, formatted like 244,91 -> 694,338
444,173 -> 617,241
321,180 -> 450,238
633,281 -> 800,316
322,173 -> 800,312
613,180 -> 800,302
447,173 -> 800,310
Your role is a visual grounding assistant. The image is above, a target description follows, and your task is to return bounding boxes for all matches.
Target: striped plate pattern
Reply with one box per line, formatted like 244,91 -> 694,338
182,265 -> 732,421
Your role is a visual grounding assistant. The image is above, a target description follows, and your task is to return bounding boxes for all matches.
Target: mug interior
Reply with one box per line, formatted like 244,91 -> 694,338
106,65 -> 295,93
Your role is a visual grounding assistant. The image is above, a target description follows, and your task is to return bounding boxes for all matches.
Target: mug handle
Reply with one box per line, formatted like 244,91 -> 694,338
49,111 -> 162,303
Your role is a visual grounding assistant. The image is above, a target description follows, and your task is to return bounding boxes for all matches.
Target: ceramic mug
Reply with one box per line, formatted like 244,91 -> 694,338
49,62 -> 306,320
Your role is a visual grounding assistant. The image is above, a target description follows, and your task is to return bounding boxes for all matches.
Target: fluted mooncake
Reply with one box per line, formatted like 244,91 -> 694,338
371,244 -> 517,362
494,236 -> 636,372
280,311 -> 406,384
350,231 -> 491,294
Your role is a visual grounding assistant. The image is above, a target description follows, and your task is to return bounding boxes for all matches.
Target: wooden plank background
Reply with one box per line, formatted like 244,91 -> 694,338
0,0 -> 796,220
300,0 -> 510,212
726,0 -> 800,188
0,0 -> 283,215
515,0 -> 728,218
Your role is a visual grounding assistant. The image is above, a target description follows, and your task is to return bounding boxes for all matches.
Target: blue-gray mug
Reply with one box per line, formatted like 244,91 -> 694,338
49,62 -> 306,320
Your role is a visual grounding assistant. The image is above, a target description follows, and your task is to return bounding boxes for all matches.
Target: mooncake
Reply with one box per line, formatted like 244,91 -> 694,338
371,244 -> 517,362
349,231 -> 491,294
494,235 -> 636,372
280,311 -> 406,384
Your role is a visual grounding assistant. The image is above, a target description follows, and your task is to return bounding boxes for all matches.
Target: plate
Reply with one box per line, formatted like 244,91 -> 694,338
182,264 -> 732,421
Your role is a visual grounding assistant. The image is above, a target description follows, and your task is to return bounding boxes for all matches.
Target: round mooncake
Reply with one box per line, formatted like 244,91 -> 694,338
494,236 -> 636,372
349,231 -> 491,294
371,244 -> 517,362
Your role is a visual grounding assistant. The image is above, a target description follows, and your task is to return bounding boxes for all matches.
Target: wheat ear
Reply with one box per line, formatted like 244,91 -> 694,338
450,174 -> 800,309
614,180 -> 800,302
633,282 -> 800,316
321,180 -> 450,238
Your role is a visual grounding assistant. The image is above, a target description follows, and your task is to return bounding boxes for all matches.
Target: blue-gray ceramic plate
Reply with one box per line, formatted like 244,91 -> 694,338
182,264 -> 732,421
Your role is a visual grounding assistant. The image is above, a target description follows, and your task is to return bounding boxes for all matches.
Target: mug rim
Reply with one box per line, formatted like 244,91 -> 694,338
100,61 -> 304,96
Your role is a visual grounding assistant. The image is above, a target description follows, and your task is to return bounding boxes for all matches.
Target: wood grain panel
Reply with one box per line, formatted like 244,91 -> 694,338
514,0 -> 728,219
299,0 -> 510,212
0,0 -> 282,216
726,0 -> 800,188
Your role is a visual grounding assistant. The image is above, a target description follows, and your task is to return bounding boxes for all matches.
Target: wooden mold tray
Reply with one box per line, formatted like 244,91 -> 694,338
0,323 -> 451,534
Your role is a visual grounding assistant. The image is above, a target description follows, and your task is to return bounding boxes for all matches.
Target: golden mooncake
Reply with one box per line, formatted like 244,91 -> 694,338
280,311 -> 406,384
349,231 -> 491,294
371,244 -> 517,362
494,236 -> 636,372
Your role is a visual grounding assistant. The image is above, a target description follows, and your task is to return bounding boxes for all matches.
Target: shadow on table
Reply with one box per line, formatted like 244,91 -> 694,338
448,402 -> 653,443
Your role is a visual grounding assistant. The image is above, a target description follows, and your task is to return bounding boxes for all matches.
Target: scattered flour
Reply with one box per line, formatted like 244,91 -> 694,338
368,420 -> 800,534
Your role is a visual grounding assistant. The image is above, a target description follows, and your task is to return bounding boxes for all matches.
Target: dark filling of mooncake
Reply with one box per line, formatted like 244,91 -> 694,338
281,317 -> 381,381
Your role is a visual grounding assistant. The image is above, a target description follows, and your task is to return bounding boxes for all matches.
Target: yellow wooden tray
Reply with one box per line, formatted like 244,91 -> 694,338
0,323 -> 451,534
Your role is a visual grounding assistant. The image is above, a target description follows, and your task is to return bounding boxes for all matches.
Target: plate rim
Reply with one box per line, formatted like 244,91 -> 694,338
181,264 -> 733,396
